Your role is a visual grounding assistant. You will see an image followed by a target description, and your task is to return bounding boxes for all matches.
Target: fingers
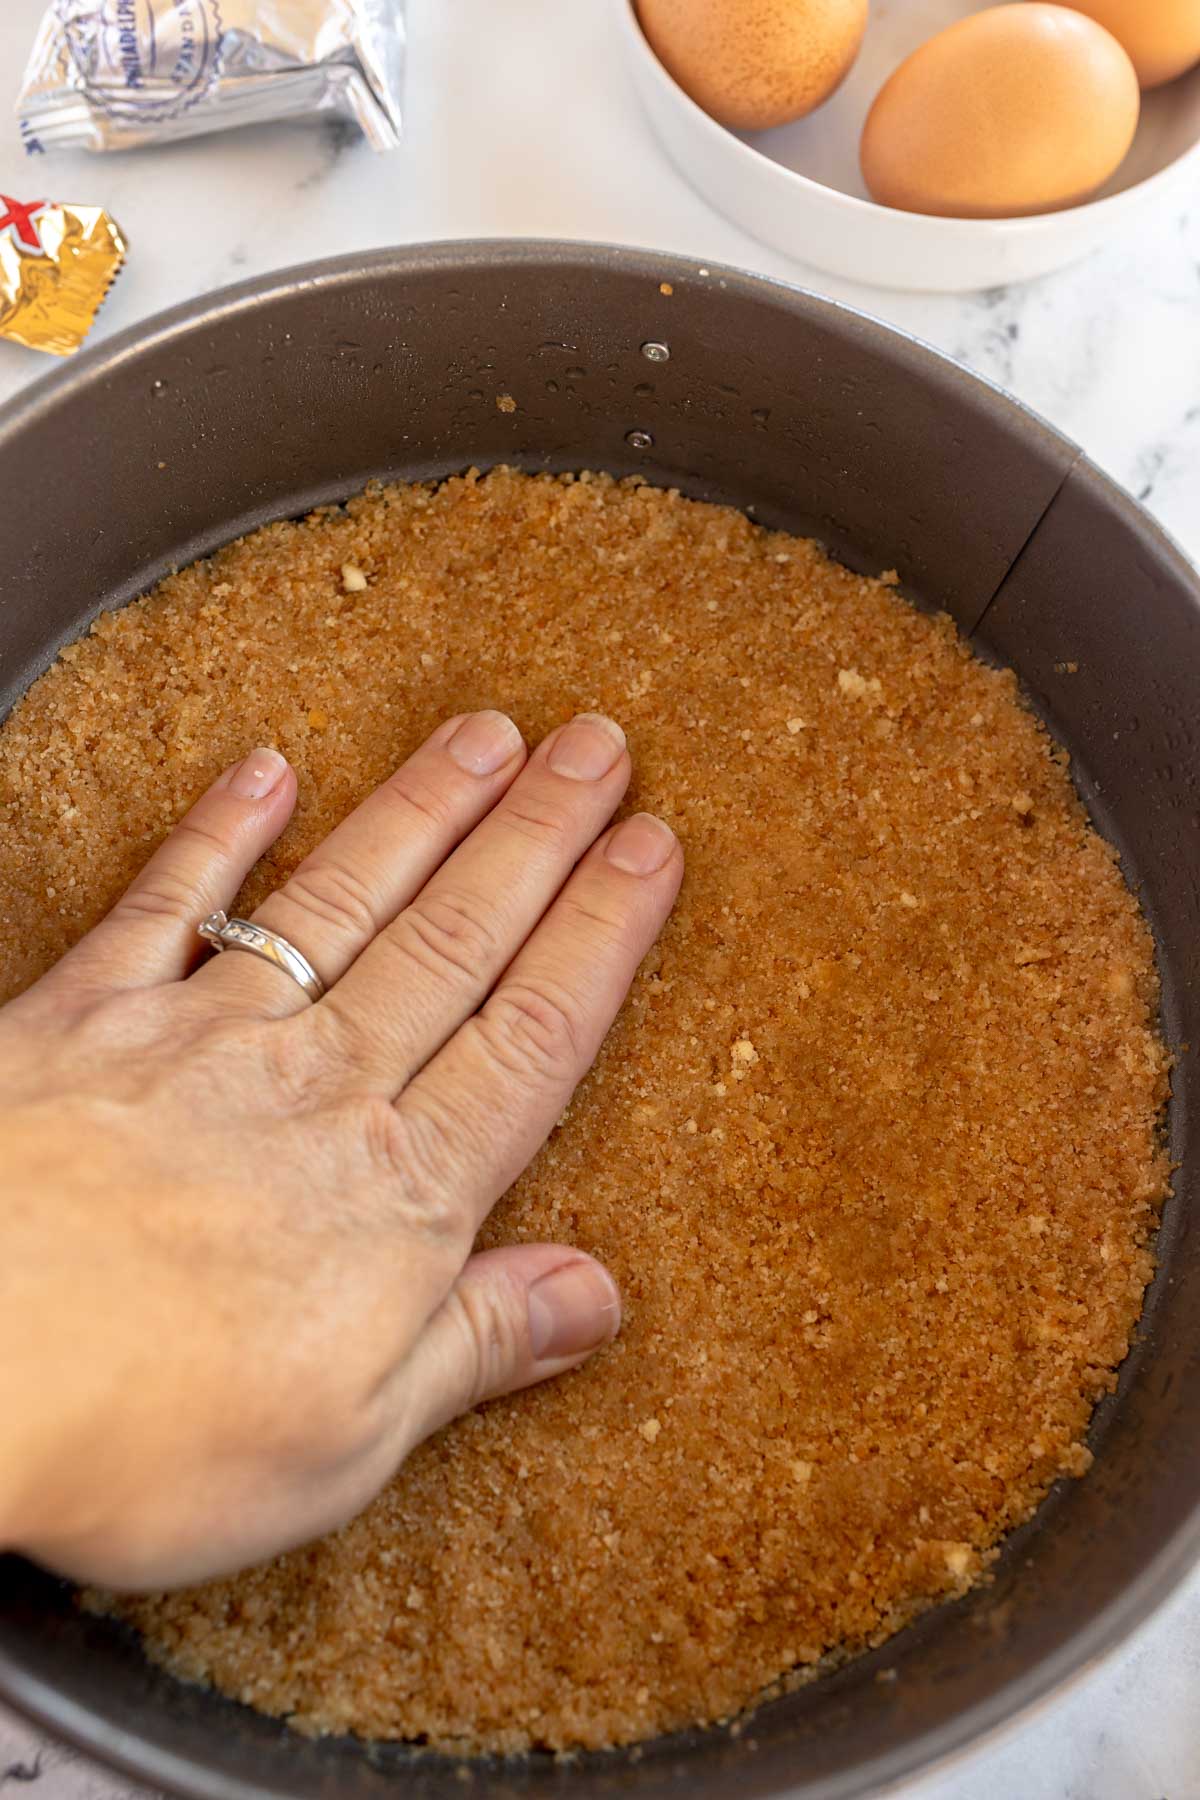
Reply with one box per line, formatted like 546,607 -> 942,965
395,810 -> 683,1232
383,1245 -> 621,1453
315,713 -> 632,1085
42,749 -> 296,997
192,712 -> 527,1018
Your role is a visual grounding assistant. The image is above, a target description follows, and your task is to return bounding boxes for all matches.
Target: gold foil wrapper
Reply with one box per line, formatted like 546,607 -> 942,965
0,196 -> 127,356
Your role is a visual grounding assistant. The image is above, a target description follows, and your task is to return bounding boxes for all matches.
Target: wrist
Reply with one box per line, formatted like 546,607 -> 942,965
0,1116 -> 122,1567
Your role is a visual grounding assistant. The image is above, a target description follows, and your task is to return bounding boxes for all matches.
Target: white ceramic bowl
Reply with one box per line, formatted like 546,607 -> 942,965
617,0 -> 1200,292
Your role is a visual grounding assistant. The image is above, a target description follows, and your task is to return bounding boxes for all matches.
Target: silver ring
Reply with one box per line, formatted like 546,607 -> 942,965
197,909 -> 325,1003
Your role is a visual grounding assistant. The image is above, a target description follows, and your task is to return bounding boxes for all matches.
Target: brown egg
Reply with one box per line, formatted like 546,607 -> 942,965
1048,1 -> 1200,87
860,5 -> 1141,218
636,0 -> 868,131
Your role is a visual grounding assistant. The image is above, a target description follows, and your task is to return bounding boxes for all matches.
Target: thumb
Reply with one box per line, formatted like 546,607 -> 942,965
394,1244 -> 621,1449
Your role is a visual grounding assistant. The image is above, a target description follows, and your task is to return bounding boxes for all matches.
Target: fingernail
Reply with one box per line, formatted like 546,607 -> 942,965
447,709 -> 524,776
528,1258 -> 622,1361
605,812 -> 676,876
229,747 -> 289,800
547,713 -> 626,782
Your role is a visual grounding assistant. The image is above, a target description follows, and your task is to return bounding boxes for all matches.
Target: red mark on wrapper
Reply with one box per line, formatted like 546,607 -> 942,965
0,195 -> 48,255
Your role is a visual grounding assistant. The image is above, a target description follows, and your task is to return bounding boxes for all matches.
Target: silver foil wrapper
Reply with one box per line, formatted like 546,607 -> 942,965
17,1 -> 405,153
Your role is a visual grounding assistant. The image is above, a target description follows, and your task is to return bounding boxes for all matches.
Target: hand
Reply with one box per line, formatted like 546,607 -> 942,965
0,711 -> 681,1590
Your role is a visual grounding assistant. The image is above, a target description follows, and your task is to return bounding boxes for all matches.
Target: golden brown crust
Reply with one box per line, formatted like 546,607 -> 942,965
0,469 -> 1168,1752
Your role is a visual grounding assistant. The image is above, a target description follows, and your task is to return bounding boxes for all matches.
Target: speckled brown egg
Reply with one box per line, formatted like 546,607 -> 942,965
636,0 -> 868,130
1050,0 -> 1200,87
860,4 -> 1140,218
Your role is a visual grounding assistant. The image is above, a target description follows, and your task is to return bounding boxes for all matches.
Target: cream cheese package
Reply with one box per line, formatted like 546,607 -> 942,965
17,1 -> 405,153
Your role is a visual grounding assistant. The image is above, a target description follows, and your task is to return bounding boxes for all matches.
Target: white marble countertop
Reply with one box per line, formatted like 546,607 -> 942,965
1,2 -> 1198,1796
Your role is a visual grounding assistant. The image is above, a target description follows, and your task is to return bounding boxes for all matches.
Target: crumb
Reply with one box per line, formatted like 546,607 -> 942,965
496,395 -> 516,414
341,562 -> 368,592
1059,1442 -> 1094,1477
659,282 -> 673,296
786,717 -> 807,734
837,668 -> 882,700
639,1418 -> 662,1444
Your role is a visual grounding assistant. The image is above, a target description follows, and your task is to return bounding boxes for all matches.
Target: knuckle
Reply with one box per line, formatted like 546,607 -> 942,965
444,1274 -> 528,1410
280,860 -> 383,942
558,891 -> 628,955
500,793 -> 576,854
85,986 -> 179,1053
172,816 -> 234,859
19,986 -> 181,1074
480,979 -> 585,1087
359,1098 -> 470,1249
176,1010 -> 262,1073
359,1094 -> 412,1186
390,889 -> 499,986
244,1017 -> 334,1113
0,979 -> 75,1040
379,769 -> 457,836
114,868 -> 200,926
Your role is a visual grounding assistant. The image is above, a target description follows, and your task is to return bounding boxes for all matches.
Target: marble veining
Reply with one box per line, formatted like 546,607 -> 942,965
0,1 -> 1198,1796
